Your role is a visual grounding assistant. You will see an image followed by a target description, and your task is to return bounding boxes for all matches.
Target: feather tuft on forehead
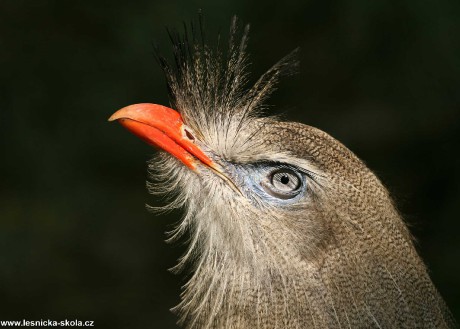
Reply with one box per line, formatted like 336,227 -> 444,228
153,15 -> 299,141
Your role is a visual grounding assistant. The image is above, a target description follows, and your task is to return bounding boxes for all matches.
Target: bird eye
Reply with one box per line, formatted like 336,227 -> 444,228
261,168 -> 303,200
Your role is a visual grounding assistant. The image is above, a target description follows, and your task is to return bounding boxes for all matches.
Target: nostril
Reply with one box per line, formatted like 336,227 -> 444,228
184,128 -> 195,141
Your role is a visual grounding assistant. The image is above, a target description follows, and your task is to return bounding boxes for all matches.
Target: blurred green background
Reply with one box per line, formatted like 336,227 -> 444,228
1,0 -> 459,328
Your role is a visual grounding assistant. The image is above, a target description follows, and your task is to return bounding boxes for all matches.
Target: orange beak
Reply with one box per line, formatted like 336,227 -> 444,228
109,103 -> 214,170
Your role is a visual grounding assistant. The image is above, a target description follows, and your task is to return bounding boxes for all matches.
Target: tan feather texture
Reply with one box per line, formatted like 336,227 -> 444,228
145,16 -> 455,328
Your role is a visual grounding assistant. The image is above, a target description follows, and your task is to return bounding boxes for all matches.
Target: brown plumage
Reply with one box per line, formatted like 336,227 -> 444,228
111,17 -> 454,328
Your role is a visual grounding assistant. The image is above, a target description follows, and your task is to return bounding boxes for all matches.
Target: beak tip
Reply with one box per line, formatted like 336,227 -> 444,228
108,110 -> 123,122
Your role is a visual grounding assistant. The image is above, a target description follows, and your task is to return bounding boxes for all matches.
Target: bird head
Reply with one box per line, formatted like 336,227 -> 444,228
110,17 -> 452,329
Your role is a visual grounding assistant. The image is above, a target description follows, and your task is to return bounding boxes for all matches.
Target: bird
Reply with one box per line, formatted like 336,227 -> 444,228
109,16 -> 455,329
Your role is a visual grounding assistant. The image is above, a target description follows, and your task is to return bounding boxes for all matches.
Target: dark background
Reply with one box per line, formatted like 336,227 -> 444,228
1,0 -> 459,328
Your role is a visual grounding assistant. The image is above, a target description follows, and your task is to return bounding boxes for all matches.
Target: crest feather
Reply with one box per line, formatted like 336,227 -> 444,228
154,15 -> 299,138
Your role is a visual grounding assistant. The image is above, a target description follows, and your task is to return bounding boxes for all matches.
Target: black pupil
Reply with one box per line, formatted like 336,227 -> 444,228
280,175 -> 290,184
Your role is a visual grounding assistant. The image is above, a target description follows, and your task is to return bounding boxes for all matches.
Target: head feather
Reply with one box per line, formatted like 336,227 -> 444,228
154,15 -> 299,148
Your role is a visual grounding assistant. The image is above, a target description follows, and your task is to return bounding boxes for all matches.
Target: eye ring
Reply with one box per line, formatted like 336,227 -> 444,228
260,168 -> 303,200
